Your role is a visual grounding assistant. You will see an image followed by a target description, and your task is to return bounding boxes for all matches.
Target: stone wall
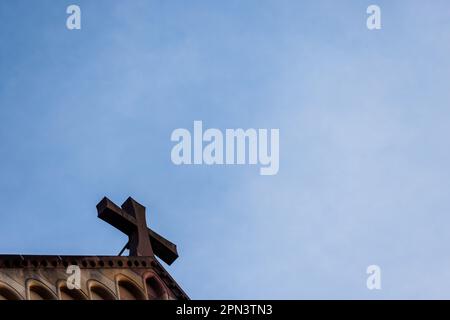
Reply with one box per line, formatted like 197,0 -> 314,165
0,255 -> 188,300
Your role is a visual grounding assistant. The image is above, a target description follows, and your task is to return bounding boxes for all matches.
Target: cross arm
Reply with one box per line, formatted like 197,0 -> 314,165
96,197 -> 137,235
148,228 -> 179,265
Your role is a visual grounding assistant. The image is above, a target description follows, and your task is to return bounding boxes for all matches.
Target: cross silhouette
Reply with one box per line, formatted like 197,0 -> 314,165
96,197 -> 179,265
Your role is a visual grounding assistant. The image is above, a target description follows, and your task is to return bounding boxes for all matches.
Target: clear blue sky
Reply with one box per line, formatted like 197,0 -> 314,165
1,0 -> 450,299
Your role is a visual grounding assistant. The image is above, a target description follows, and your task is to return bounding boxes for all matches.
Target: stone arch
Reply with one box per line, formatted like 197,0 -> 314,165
115,274 -> 146,300
57,280 -> 88,300
143,272 -> 169,300
0,281 -> 23,300
87,280 -> 116,300
26,279 -> 58,300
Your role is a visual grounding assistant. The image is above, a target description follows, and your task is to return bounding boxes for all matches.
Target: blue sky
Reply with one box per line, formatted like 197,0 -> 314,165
1,0 -> 450,299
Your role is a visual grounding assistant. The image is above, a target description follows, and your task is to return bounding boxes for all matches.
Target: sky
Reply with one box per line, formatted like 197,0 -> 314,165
0,0 -> 450,299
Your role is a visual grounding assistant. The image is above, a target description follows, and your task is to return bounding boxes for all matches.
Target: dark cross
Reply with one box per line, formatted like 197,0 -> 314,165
96,197 -> 179,265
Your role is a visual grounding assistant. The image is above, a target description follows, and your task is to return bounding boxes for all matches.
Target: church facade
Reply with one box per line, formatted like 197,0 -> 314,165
0,197 -> 188,300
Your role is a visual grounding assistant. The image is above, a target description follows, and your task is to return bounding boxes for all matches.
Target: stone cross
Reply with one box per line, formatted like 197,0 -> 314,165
96,197 -> 178,265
